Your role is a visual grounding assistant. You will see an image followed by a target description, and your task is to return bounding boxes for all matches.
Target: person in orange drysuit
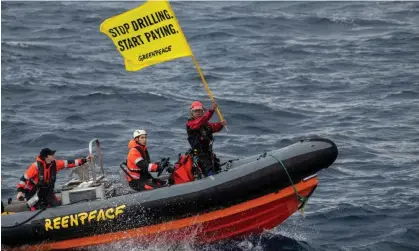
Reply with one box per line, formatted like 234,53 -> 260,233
16,148 -> 91,210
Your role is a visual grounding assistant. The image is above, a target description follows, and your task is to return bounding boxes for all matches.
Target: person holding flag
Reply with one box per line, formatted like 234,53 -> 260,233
187,101 -> 226,176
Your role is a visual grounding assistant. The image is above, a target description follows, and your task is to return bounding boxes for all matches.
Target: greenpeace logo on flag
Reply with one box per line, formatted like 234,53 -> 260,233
138,46 -> 172,62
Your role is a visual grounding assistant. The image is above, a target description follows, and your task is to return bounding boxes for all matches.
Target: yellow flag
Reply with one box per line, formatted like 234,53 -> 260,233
100,0 -> 193,71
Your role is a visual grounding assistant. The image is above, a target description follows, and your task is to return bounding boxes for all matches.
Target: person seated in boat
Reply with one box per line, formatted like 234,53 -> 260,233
16,148 -> 91,210
186,101 -> 227,177
125,129 -> 168,191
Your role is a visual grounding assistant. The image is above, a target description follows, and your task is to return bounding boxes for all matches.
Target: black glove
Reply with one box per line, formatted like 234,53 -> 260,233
157,163 -> 165,173
80,158 -> 88,165
166,164 -> 174,174
161,157 -> 170,168
157,157 -> 170,175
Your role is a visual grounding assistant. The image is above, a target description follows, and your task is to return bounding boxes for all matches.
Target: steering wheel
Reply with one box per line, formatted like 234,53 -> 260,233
157,157 -> 170,177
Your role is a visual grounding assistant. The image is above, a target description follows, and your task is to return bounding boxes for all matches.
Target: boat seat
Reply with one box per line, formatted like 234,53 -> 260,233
3,199 -> 30,213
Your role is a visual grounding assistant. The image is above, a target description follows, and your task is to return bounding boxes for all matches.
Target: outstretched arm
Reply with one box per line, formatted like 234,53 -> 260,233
56,156 -> 89,171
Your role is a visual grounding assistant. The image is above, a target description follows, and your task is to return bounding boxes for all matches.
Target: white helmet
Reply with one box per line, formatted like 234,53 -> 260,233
133,129 -> 147,138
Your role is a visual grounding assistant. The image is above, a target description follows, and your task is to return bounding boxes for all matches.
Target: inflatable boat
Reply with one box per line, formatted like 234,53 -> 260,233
1,137 -> 338,250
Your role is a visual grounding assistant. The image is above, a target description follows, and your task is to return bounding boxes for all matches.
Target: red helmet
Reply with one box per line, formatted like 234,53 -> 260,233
190,101 -> 203,111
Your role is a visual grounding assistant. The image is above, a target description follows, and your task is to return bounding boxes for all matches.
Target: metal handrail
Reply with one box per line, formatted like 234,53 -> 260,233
88,138 -> 104,182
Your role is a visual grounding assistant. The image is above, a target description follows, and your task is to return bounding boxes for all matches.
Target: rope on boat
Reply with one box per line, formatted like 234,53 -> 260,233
268,154 -> 308,213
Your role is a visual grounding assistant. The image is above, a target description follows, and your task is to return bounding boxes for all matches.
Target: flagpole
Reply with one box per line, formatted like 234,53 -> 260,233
191,56 -> 228,131
164,1 -> 227,130
191,56 -> 225,121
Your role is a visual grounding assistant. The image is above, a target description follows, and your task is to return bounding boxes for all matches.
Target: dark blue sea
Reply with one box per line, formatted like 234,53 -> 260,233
1,1 -> 419,250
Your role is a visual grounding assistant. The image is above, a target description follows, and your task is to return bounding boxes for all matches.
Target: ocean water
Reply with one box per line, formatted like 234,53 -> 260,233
1,1 -> 419,251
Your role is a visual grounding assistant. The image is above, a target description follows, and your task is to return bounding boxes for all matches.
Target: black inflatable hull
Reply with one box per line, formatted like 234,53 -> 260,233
1,138 -> 338,247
